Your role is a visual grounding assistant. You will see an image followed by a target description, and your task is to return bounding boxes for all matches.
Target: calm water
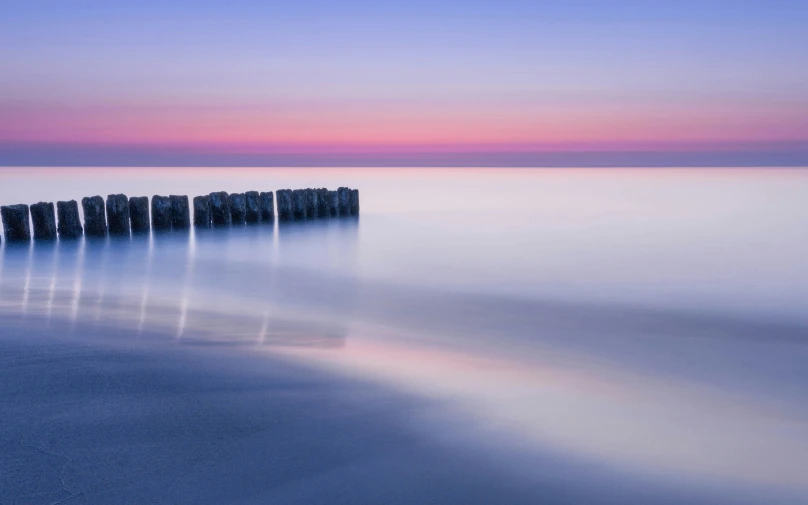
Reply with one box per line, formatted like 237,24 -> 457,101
1,167 -> 808,504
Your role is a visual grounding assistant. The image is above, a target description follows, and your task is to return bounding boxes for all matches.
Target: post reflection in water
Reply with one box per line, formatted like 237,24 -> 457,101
23,243 -> 33,315
0,221 -> 355,349
60,238 -> 84,328
130,231 -> 151,335
45,241 -> 57,320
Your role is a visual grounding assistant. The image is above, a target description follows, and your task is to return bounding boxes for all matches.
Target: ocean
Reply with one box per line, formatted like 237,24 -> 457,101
1,167 -> 807,504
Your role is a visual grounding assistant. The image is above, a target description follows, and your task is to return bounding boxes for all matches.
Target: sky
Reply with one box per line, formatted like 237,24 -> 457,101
1,0 -> 807,166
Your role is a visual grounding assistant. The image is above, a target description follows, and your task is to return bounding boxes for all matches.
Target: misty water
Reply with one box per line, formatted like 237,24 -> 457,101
1,167 -> 808,504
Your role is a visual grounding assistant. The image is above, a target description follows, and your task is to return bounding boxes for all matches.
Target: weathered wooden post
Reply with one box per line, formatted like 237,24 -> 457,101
151,195 -> 172,230
129,196 -> 150,233
229,193 -> 247,224
193,196 -> 211,227
106,194 -> 131,235
57,200 -> 83,238
276,189 -> 293,221
169,195 -> 190,228
317,188 -> 329,218
81,196 -> 107,236
306,189 -> 319,219
30,202 -> 56,240
292,190 -> 307,220
209,191 -> 230,226
327,190 -> 340,217
260,192 -> 274,222
245,191 -> 261,223
350,189 -> 360,216
337,187 -> 351,216
1,204 -> 31,242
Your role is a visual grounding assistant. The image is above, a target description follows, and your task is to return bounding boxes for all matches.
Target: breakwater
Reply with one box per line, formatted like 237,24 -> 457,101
0,187 -> 358,242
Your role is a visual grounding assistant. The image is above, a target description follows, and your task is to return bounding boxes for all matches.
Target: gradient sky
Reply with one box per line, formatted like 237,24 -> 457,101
2,0 -> 807,166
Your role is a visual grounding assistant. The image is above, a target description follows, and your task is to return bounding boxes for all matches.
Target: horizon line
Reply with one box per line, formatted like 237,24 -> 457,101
3,140 -> 808,168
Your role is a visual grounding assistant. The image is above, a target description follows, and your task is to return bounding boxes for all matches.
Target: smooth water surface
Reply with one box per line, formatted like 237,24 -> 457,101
1,167 -> 807,504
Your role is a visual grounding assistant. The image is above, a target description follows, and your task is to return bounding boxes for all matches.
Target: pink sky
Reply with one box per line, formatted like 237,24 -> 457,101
3,100 -> 807,152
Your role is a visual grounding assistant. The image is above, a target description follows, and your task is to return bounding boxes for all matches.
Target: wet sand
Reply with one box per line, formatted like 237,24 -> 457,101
2,315 -> 804,505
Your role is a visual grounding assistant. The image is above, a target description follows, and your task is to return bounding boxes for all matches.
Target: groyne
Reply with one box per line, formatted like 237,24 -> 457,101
0,187 -> 358,242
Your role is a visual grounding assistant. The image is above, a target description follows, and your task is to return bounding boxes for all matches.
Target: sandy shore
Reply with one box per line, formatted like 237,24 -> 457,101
3,314 -> 805,504
0,318 -> 527,504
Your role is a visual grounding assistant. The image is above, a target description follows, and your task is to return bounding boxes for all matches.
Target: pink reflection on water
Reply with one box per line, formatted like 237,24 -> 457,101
273,329 -> 808,494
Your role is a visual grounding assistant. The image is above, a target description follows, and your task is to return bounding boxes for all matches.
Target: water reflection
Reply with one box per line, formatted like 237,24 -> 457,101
0,223 -> 356,349
5,221 -> 806,501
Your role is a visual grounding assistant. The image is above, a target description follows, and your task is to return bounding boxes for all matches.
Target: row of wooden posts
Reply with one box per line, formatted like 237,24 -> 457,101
0,187 -> 359,243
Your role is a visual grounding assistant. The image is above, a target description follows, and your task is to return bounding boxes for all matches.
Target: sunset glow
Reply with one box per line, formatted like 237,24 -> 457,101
2,1 -> 807,165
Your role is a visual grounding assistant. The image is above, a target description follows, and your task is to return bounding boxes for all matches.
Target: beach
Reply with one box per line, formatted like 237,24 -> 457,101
1,167 -> 808,504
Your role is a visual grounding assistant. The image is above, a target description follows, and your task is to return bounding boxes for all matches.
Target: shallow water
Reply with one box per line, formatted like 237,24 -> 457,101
1,167 -> 807,504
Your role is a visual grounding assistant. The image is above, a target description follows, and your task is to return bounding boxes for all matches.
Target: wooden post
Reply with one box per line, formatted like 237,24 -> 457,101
151,195 -> 172,230
209,191 -> 231,226
337,187 -> 351,216
350,189 -> 360,216
317,188 -> 329,218
193,195 -> 211,227
170,195 -> 190,228
57,200 -> 83,238
1,204 -> 31,242
306,188 -> 319,219
106,194 -> 131,235
260,192 -> 274,222
276,189 -> 293,222
129,196 -> 150,233
292,190 -> 307,220
327,190 -> 340,217
30,202 -> 56,240
81,196 -> 107,236
245,191 -> 261,223
229,193 -> 247,224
